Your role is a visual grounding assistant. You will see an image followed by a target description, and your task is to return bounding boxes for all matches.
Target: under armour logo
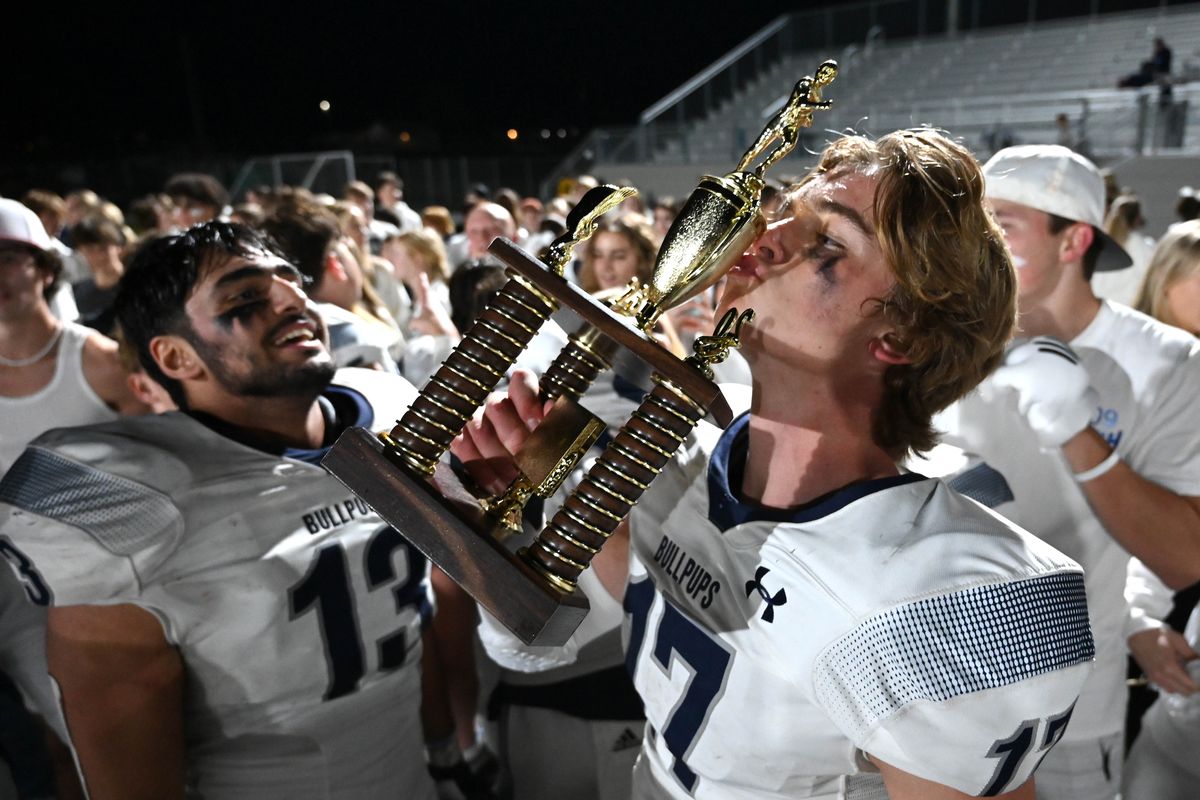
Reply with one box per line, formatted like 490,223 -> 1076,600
745,566 -> 787,623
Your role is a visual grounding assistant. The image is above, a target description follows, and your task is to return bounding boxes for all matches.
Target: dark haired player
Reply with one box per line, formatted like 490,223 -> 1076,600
0,223 -> 435,799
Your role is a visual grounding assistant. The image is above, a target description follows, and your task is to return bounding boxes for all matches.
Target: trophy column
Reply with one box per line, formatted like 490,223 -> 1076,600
381,184 -> 636,475
538,327 -> 615,402
524,376 -> 705,591
384,275 -> 555,475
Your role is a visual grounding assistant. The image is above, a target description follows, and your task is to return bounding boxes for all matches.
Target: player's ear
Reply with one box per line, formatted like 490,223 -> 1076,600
869,333 -> 910,366
150,334 -> 204,381
1059,221 -> 1094,266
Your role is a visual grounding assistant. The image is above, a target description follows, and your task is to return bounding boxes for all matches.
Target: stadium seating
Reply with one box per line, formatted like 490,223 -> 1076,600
665,5 -> 1200,164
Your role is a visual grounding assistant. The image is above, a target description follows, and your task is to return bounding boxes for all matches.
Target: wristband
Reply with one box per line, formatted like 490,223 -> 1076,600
1074,450 -> 1120,483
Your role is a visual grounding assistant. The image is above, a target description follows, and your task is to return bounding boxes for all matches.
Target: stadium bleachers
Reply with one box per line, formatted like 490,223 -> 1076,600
676,5 -> 1200,164
571,4 -> 1200,235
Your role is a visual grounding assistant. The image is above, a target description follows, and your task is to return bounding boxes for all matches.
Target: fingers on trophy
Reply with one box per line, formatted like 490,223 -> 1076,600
323,61 -> 838,645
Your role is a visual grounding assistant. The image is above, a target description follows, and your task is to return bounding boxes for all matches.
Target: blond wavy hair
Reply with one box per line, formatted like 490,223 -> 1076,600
793,128 -> 1017,457
392,228 -> 450,284
1133,219 -> 1200,329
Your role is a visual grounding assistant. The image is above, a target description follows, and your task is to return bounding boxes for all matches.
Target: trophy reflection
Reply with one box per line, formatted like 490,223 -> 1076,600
323,60 -> 838,645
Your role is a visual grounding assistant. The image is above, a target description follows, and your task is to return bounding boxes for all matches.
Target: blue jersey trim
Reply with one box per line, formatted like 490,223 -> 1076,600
706,412 -> 926,531
187,385 -> 374,465
284,386 -> 375,465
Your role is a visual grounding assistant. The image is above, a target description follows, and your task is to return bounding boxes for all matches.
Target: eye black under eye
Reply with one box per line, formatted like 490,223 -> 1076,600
808,236 -> 839,258
219,296 -> 267,324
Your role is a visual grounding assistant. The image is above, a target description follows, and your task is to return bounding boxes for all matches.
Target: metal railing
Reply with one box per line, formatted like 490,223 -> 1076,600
229,151 -> 357,200
544,0 -> 1200,186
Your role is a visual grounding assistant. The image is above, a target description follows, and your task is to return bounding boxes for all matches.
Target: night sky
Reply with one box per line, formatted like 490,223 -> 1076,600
9,1 -> 804,162
10,0 -> 1164,198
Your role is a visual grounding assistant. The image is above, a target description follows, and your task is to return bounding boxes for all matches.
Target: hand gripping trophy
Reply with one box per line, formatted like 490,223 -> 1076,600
323,60 -> 838,644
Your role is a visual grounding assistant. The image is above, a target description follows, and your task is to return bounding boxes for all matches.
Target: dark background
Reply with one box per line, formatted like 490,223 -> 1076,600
6,2 -> 795,160
4,0 -> 1187,201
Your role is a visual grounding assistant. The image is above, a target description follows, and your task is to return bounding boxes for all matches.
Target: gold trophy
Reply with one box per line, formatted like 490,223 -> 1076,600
323,60 -> 838,645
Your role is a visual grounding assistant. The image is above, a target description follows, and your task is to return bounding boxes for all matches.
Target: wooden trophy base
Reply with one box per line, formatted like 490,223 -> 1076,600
323,427 -> 589,645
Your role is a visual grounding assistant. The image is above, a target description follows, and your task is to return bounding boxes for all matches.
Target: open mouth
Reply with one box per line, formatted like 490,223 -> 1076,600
270,317 -> 322,349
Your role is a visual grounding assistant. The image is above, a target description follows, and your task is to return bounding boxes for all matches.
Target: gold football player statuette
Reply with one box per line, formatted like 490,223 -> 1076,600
634,60 -> 838,329
736,59 -> 838,176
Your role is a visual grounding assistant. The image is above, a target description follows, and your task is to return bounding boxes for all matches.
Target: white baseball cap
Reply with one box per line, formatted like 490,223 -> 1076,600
0,199 -> 52,253
982,145 -> 1131,272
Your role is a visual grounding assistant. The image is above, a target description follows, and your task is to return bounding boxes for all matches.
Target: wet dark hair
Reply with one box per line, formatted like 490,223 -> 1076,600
114,221 -> 280,409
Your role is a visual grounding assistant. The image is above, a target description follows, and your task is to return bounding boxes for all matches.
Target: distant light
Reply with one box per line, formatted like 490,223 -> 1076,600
506,128 -> 519,141
556,128 -> 567,139
399,131 -> 412,143
319,100 -> 332,112
540,129 -> 551,139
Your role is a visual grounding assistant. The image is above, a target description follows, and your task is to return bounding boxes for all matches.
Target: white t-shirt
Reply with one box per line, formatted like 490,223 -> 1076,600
626,413 -> 1093,799
0,369 -> 435,800
933,300 -> 1200,743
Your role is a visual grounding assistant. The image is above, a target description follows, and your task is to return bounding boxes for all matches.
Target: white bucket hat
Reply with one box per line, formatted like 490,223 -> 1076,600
982,145 -> 1131,272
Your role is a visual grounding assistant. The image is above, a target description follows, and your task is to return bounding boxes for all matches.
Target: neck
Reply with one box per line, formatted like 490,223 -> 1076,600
742,365 -> 898,508
190,392 -> 327,450
0,306 -> 61,359
1017,270 -> 1101,340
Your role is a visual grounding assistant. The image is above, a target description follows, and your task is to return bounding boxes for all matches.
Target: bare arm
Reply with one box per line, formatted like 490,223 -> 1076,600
1063,428 -> 1200,589
48,604 -> 185,800
875,756 -> 1035,800
1125,557 -> 1200,695
80,332 -> 151,415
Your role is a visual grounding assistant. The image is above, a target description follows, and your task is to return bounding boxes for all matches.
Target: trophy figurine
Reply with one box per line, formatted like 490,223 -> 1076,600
322,60 -> 838,645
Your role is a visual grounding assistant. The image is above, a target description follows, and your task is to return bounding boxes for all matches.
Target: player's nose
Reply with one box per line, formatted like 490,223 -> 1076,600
269,274 -> 308,313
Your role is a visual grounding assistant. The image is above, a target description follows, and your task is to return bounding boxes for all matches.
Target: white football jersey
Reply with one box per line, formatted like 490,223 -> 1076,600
626,413 -> 1094,799
934,301 -> 1200,742
0,369 -> 436,800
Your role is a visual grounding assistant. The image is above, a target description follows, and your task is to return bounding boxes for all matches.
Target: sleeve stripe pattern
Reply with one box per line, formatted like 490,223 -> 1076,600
947,462 -> 1015,509
814,571 -> 1094,740
0,447 -> 182,556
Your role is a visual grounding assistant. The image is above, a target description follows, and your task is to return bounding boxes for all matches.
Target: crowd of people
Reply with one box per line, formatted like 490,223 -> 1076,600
0,131 -> 1199,800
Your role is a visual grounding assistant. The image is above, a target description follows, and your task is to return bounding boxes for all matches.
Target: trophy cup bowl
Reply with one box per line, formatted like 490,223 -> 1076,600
322,60 -> 838,645
635,171 -> 765,329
